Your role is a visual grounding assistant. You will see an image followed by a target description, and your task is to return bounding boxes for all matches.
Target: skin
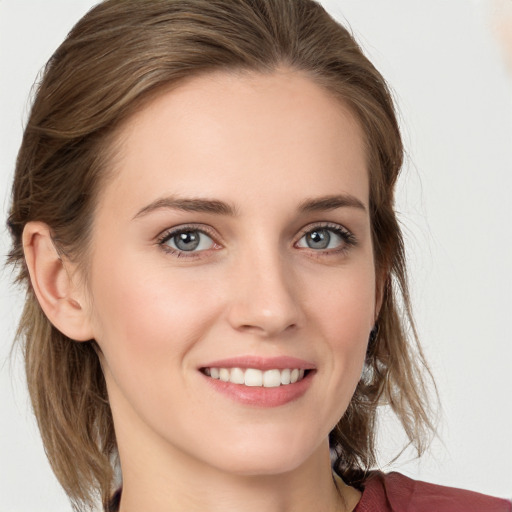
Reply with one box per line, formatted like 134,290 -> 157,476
24,69 -> 381,511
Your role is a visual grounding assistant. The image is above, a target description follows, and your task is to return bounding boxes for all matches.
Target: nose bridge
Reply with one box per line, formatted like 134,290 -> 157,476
227,237 -> 301,336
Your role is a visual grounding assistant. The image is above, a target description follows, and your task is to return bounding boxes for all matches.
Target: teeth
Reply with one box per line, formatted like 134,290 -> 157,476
230,367 -> 245,384
203,367 -> 308,387
245,368 -> 263,387
263,369 -> 281,388
280,368 -> 291,385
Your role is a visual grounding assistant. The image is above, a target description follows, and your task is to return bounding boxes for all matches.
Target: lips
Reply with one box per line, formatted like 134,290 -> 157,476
199,356 -> 316,407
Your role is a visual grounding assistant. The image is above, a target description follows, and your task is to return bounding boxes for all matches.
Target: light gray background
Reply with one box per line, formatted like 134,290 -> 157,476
1,1 -> 511,510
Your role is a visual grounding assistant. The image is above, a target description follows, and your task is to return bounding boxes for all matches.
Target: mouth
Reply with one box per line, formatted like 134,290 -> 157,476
200,367 -> 312,388
198,356 -> 316,406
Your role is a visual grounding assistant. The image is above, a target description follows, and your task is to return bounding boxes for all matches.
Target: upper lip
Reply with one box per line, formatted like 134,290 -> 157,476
199,355 -> 316,371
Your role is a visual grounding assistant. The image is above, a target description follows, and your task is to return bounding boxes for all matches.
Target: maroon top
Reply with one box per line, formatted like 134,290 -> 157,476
354,472 -> 512,512
107,472 -> 511,511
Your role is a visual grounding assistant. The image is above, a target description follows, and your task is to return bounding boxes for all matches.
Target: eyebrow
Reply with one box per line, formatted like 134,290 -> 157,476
298,194 -> 366,213
133,193 -> 366,220
133,196 -> 238,219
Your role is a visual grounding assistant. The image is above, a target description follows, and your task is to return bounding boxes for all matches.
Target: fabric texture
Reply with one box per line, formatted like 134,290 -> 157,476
354,471 -> 512,512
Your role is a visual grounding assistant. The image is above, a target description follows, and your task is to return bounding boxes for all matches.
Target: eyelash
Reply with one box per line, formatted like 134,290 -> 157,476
295,222 -> 357,256
157,224 -> 218,258
156,222 -> 357,259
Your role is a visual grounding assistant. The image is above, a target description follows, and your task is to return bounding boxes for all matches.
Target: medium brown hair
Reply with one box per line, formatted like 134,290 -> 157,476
7,0 -> 435,509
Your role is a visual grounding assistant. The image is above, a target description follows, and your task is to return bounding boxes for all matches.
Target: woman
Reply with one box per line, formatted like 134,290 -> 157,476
5,0 -> 511,511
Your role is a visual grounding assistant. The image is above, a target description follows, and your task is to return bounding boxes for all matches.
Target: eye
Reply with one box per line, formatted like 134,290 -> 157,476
159,228 -> 216,254
296,225 -> 356,252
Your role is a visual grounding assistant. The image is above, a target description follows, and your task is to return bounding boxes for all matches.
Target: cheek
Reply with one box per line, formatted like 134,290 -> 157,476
307,262 -> 376,402
87,251 -> 222,379
313,261 -> 376,339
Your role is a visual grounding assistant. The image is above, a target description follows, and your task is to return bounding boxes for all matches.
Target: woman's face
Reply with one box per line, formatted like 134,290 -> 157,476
85,69 -> 379,476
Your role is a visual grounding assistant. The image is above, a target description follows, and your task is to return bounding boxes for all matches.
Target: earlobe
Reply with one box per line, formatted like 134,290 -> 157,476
22,222 -> 94,341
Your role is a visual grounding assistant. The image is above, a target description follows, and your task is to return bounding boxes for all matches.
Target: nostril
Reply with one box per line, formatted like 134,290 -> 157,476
236,321 -> 298,336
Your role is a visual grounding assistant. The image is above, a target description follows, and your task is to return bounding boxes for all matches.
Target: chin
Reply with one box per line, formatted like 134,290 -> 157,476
213,453 -> 309,477
199,428 -> 325,477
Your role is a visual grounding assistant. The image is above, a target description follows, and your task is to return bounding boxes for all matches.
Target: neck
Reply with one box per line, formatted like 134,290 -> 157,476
116,436 -> 359,512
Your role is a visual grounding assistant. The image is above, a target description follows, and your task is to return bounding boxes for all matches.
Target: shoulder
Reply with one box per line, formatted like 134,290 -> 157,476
354,471 -> 512,512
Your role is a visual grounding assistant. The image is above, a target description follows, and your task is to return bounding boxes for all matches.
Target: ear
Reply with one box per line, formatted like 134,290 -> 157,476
22,222 -> 94,341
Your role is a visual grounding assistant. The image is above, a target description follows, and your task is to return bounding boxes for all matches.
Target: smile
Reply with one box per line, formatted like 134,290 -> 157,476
202,367 -> 307,387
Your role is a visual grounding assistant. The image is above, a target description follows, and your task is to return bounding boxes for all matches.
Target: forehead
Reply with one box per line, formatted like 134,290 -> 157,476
100,69 -> 369,215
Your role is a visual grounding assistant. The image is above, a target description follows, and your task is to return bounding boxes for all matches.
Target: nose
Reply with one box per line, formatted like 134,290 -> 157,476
226,246 -> 302,337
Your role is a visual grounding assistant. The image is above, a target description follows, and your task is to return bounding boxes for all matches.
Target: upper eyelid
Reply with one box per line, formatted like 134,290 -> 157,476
299,221 -> 349,231
157,223 -> 218,242
296,221 -> 353,238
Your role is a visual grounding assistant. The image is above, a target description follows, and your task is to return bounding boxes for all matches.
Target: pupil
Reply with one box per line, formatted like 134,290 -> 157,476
307,229 -> 330,249
175,231 -> 200,251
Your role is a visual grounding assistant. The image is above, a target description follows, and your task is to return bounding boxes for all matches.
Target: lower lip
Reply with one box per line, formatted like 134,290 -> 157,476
201,371 -> 315,407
